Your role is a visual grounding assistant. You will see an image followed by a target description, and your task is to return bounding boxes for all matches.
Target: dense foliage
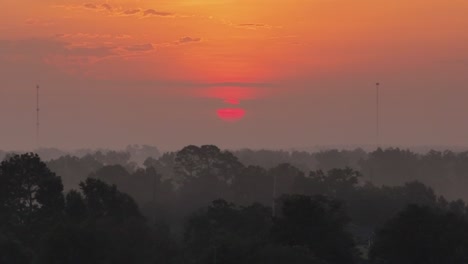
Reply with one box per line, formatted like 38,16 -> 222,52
2,146 -> 468,263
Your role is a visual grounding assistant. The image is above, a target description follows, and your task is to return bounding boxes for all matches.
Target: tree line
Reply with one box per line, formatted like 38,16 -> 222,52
2,146 -> 468,263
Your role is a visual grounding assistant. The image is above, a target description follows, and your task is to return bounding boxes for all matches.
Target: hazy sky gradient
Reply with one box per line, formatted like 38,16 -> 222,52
1,0 -> 468,151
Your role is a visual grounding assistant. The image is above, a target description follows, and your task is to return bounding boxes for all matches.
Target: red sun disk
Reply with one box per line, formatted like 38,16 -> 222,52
217,108 -> 246,122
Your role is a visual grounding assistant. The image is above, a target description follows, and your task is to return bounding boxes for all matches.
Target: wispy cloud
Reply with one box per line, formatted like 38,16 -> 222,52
55,33 -> 132,40
124,43 -> 154,52
101,3 -> 112,11
143,9 -> 174,17
215,19 -> 279,30
236,23 -> 273,30
83,3 -> 98,9
64,45 -> 117,57
57,3 -> 175,19
121,8 -> 141,16
25,18 -> 54,26
0,38 -> 118,71
178,37 -> 202,44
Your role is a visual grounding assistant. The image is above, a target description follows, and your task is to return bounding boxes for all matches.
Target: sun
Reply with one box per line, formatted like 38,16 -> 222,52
217,108 -> 246,122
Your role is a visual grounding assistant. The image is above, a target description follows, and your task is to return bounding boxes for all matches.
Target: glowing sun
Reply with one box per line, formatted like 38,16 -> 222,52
217,108 -> 246,122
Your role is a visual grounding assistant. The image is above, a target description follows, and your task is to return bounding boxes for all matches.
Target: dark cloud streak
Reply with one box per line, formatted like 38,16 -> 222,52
124,43 -> 154,52
178,37 -> 201,44
236,23 -> 273,30
71,3 -> 174,18
122,9 -> 141,15
143,9 -> 174,17
83,3 -> 98,9
101,4 -> 112,11
238,23 -> 266,27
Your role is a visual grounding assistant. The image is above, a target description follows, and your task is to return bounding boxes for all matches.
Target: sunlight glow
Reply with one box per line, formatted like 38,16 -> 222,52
197,86 -> 262,102
217,108 -> 246,122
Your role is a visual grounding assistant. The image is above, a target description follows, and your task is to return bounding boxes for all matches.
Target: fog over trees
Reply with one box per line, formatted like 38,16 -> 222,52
2,145 -> 468,263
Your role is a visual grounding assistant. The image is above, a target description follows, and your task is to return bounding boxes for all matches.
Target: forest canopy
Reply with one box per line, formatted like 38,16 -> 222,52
2,145 -> 468,263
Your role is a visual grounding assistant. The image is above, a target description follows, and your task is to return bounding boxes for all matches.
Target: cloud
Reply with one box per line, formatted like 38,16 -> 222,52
121,8 -> 176,18
238,23 -> 266,27
236,23 -> 272,30
57,3 -> 175,18
55,33 -> 132,39
143,9 -> 174,17
178,37 -> 201,44
25,18 -> 54,26
122,9 -> 141,15
0,39 -> 64,60
64,45 -> 116,57
101,4 -> 112,11
0,38 -> 119,80
54,3 -> 113,13
83,3 -> 98,9
0,38 -> 118,64
124,43 -> 154,52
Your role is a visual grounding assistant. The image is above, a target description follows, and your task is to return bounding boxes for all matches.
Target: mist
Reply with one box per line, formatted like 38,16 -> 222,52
3,0 -> 468,263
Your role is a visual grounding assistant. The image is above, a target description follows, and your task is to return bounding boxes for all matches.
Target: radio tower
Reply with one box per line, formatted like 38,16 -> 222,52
36,85 -> 40,148
376,82 -> 380,147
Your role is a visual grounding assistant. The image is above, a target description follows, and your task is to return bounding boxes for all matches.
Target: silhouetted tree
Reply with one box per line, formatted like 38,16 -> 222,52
184,199 -> 272,264
0,153 -> 64,243
144,152 -> 177,182
89,150 -> 136,172
78,178 -> 141,220
90,164 -> 129,187
47,154 -> 103,191
38,178 -> 158,264
370,205 -> 468,264
250,244 -> 326,264
231,165 -> 271,205
175,145 -> 243,184
269,163 -> 304,197
315,149 -> 350,172
125,144 -> 161,166
7,145 -> 468,264
36,224 -> 104,264
175,145 -> 244,213
360,148 -> 419,186
233,149 -> 294,170
293,168 -> 360,198
0,232 -> 30,264
64,190 -> 87,223
272,195 -> 359,264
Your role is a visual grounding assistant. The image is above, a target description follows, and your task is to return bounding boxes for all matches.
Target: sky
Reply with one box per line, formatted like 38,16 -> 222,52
1,0 -> 468,151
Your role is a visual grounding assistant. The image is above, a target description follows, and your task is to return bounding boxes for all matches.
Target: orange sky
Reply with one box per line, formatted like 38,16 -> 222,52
4,0 -> 467,82
1,0 -> 468,150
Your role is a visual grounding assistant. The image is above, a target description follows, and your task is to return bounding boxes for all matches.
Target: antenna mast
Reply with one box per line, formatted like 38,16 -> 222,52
376,82 -> 380,147
36,85 -> 40,148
